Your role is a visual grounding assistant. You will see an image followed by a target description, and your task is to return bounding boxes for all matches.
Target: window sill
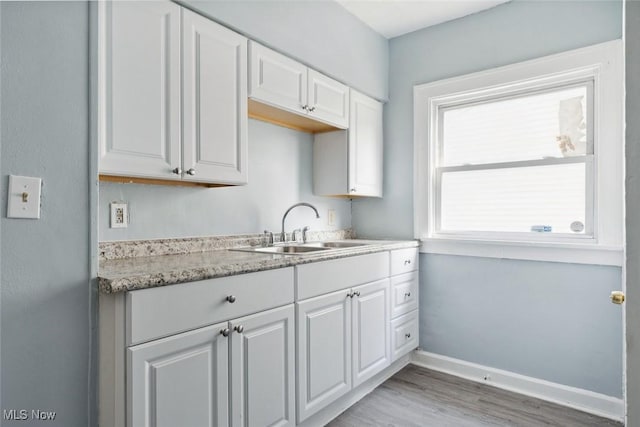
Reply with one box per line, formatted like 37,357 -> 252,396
420,237 -> 622,266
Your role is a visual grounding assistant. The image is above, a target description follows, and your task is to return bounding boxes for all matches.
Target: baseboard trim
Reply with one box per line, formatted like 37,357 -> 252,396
411,350 -> 624,422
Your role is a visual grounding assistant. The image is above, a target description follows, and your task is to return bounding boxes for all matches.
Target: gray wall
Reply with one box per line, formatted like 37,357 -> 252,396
625,0 -> 640,422
1,2 -> 91,426
100,120 -> 351,241
181,0 -> 389,101
351,0 -> 624,397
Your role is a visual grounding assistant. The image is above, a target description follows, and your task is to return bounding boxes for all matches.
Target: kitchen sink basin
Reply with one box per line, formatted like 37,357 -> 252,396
302,241 -> 368,249
233,245 -> 331,255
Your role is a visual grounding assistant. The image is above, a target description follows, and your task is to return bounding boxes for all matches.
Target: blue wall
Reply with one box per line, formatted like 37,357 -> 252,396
1,2 -> 91,426
181,0 -> 389,101
352,0 -> 624,397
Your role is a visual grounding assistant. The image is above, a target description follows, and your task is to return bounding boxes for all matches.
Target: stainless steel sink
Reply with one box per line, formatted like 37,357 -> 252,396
302,241 -> 368,249
233,245 -> 331,255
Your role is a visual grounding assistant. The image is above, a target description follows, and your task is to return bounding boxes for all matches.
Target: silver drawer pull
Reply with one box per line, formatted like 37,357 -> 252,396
226,295 -> 236,303
404,259 -> 411,265
405,292 -> 411,298
234,325 -> 244,334
220,328 -> 230,337
405,333 -> 411,339
354,291 -> 361,297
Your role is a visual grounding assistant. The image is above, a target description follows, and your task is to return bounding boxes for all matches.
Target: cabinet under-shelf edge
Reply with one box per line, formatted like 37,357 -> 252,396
248,98 -> 341,134
99,174 -> 233,188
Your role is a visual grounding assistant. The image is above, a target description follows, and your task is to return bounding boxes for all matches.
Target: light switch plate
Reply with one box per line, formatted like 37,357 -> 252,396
7,175 -> 41,219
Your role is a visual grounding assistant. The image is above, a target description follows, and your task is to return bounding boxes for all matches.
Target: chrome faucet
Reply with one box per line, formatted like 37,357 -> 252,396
281,203 -> 320,243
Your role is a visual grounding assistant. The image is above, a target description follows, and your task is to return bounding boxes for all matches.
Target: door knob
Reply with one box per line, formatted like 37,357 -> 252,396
186,168 -> 196,176
234,325 -> 244,333
610,291 -> 625,305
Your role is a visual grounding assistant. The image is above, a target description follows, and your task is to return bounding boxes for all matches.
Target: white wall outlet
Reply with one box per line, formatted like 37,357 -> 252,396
327,209 -> 336,226
110,202 -> 128,228
7,175 -> 42,219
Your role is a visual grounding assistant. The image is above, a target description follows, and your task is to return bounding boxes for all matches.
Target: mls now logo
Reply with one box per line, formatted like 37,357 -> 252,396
3,409 -> 56,421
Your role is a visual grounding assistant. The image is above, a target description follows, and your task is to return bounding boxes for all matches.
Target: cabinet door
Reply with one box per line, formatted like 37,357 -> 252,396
230,305 -> 295,427
296,290 -> 352,423
249,41 -> 307,115
352,279 -> 391,388
183,9 -> 248,185
99,1 -> 182,180
307,69 -> 349,128
348,90 -> 383,197
128,322 -> 229,427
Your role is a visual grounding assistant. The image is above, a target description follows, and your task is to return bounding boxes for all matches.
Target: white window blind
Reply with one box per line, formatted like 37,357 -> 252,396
435,83 -> 593,238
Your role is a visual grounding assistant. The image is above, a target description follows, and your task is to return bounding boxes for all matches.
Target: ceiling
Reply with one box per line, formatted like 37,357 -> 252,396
334,0 -> 511,39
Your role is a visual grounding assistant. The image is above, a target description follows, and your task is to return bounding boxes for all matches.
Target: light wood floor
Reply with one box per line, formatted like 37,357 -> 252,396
328,365 -> 622,427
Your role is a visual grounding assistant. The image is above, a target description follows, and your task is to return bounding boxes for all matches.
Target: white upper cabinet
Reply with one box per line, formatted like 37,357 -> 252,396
307,69 -> 349,128
249,41 -> 349,129
348,90 -> 383,197
99,2 -> 248,185
248,42 -> 307,115
99,1 -> 182,180
182,8 -> 248,184
313,89 -> 383,197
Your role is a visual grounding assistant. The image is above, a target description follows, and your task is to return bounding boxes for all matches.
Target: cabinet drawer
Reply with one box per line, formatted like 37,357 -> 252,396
391,271 -> 418,319
126,268 -> 294,345
296,252 -> 389,300
390,247 -> 418,276
390,310 -> 419,362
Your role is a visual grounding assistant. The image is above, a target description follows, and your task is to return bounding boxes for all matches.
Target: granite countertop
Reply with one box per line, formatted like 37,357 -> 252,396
99,239 -> 418,294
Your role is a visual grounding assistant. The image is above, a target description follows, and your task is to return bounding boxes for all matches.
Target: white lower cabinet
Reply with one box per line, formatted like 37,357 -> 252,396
128,304 -> 295,427
352,279 -> 391,388
230,305 -> 295,427
389,248 -> 420,363
296,290 -> 352,423
128,322 -> 230,427
102,249 -> 419,427
296,279 -> 390,423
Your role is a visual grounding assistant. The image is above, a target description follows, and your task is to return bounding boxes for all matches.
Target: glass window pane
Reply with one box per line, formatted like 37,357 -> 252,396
440,163 -> 586,234
442,86 -> 589,166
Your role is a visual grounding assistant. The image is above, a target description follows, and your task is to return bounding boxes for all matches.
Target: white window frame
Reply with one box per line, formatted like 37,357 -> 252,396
414,40 -> 623,266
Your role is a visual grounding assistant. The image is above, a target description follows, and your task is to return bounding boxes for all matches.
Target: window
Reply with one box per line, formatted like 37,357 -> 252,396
414,41 -> 623,265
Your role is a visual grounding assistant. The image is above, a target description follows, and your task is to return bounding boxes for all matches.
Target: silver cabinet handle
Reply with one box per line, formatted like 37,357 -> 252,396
172,167 -> 182,175
404,259 -> 412,265
234,325 -> 244,333
308,106 -> 316,112
350,188 -> 357,193
405,292 -> 411,298
347,292 -> 354,298
405,333 -> 411,339
186,168 -> 196,176
220,328 -> 230,337
301,105 -> 308,111
226,295 -> 236,303
354,291 -> 361,297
